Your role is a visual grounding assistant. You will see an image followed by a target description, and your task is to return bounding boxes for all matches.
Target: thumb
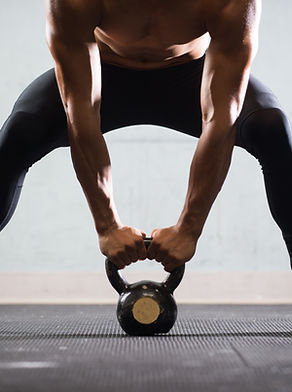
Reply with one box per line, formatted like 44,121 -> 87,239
151,229 -> 158,238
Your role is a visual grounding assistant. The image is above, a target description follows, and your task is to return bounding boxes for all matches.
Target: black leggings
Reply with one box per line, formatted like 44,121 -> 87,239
1,55 -> 292,266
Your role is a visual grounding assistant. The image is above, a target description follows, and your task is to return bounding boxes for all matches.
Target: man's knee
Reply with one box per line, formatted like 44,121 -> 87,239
241,108 -> 292,153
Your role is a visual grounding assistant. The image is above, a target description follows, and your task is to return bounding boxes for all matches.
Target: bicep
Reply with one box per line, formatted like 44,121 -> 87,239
48,37 -> 101,111
200,42 -> 253,127
201,0 -> 260,127
45,0 -> 101,114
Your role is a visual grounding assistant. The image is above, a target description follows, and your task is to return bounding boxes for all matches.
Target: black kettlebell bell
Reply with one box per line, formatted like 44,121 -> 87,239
105,237 -> 185,335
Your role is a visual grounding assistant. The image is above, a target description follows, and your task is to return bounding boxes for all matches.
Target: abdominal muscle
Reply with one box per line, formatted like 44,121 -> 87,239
94,28 -> 210,70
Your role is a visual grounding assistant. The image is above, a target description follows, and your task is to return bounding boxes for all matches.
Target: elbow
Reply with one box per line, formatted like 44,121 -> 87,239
66,106 -> 101,147
202,118 -> 237,145
202,110 -> 237,133
67,120 -> 91,147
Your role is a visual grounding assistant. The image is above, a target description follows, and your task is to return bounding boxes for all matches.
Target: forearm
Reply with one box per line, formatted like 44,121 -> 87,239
177,122 -> 236,237
46,3 -> 122,236
68,105 -> 121,234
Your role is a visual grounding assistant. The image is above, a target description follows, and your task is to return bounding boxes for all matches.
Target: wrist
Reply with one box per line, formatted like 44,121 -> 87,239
94,204 -> 122,236
96,219 -> 123,236
176,212 -> 204,239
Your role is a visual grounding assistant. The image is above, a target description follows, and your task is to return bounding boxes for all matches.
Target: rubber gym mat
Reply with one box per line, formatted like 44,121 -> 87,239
0,304 -> 291,392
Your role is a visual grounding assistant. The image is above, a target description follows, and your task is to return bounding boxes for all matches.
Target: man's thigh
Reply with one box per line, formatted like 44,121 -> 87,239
1,69 -> 69,168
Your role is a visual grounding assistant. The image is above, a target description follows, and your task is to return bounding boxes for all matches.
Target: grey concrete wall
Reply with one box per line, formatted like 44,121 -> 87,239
0,0 -> 291,272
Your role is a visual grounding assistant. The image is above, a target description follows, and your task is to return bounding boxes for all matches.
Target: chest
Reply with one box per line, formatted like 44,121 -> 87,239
97,0 -> 207,45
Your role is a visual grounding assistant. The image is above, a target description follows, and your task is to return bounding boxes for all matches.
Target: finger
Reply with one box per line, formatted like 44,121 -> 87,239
151,229 -> 158,238
124,246 -> 139,263
162,256 -> 176,264
164,264 -> 176,273
117,252 -> 131,266
162,257 -> 178,272
147,242 -> 159,260
135,239 -> 147,260
155,250 -> 169,263
110,256 -> 126,270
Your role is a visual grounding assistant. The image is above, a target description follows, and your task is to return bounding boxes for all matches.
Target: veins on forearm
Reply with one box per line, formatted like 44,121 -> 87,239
178,123 -> 236,236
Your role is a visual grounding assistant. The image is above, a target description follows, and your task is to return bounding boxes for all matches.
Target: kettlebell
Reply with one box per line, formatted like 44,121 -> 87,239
105,237 -> 185,335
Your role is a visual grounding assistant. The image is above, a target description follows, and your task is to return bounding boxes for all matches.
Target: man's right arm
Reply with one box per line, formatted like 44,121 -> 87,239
45,0 -> 147,267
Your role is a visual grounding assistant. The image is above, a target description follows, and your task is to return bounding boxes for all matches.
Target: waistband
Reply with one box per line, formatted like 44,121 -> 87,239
101,53 -> 206,74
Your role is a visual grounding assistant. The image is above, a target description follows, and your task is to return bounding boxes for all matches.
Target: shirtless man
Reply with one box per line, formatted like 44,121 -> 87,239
1,0 -> 292,271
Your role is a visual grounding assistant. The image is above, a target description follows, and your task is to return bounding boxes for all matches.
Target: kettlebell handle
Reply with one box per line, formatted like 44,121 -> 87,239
162,263 -> 185,293
105,237 -> 185,294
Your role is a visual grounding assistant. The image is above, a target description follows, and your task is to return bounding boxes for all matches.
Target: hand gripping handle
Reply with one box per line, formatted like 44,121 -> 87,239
105,237 -> 185,294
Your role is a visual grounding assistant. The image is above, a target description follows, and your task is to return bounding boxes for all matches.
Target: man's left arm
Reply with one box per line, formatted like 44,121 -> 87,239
177,0 -> 261,234
147,0 -> 261,271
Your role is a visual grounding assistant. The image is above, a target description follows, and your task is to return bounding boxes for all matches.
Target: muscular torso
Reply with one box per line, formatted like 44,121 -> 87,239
94,0 -> 212,69
46,0 -> 258,245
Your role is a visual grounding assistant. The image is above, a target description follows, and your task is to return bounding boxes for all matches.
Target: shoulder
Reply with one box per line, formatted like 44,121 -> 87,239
45,0 -> 102,19
204,0 -> 260,21
204,0 -> 261,47
45,0 -> 102,41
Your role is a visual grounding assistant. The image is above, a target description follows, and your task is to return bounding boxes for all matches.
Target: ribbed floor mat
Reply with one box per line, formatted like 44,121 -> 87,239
0,305 -> 291,392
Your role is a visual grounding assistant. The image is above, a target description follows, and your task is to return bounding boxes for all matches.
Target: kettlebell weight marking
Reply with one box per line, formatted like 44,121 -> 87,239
132,297 -> 161,325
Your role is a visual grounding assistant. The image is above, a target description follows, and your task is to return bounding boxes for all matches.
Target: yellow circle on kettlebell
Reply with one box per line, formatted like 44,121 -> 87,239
132,297 -> 160,324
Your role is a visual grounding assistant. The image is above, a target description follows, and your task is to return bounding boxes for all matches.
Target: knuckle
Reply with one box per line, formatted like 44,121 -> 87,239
135,239 -> 143,246
159,250 -> 169,258
116,250 -> 125,258
109,255 -> 116,264
111,258 -> 123,269
125,246 -> 135,254
108,254 -> 117,262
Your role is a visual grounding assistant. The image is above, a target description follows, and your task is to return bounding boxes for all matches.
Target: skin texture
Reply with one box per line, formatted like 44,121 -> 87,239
45,0 -> 261,271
